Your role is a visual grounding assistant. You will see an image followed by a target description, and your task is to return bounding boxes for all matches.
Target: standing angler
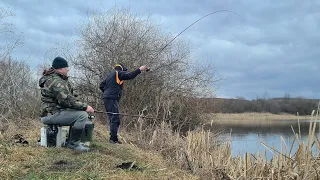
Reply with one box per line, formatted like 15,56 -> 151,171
39,57 -> 95,152
100,63 -> 149,144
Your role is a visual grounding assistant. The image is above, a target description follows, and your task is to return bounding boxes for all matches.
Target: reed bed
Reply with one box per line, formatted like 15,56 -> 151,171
170,109 -> 320,179
129,107 -> 320,179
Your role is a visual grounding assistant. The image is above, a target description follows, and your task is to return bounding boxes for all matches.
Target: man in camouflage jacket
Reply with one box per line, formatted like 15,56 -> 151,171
39,57 -> 94,152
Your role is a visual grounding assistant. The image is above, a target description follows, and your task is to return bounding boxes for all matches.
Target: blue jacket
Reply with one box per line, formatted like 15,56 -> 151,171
99,68 -> 141,100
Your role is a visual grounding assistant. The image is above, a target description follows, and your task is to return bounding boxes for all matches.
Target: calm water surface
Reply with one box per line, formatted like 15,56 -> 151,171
218,119 -> 320,160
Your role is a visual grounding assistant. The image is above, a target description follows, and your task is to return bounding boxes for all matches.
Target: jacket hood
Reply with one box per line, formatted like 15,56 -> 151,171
39,68 -> 67,88
39,74 -> 55,88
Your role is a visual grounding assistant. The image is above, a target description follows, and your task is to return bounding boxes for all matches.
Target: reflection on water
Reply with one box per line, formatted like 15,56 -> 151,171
218,119 -> 320,160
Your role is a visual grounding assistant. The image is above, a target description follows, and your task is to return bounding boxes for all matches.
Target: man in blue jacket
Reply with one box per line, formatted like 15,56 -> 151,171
99,63 -> 149,144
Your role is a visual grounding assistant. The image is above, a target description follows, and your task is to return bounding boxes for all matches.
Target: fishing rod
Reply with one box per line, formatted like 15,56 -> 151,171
93,110 -> 206,126
94,110 -> 161,120
146,10 -> 248,71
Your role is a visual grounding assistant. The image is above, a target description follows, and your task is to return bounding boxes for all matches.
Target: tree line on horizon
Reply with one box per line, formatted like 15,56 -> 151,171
199,95 -> 319,116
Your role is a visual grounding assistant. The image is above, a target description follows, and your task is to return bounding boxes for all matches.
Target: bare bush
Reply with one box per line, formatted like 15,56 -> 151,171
71,8 -> 217,129
0,7 -> 37,123
0,58 -> 40,122
0,7 -> 22,60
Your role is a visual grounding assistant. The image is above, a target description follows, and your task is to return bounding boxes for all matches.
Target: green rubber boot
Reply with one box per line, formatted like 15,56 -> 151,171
67,128 -> 90,152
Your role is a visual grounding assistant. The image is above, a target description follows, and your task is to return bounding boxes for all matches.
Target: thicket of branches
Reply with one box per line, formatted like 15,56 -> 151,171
0,58 -> 39,121
0,7 -> 21,60
71,8 -> 216,130
0,8 -> 40,123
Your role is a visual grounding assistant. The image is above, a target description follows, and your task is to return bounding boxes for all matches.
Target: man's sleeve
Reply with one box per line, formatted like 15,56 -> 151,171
99,79 -> 106,92
51,80 -> 88,110
118,68 -> 141,80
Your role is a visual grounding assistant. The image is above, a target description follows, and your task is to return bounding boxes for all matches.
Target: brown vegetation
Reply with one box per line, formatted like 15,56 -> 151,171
199,97 -> 319,115
1,6 -> 320,180
2,111 -> 320,179
0,120 -> 198,180
208,112 -> 310,123
69,8 -> 216,130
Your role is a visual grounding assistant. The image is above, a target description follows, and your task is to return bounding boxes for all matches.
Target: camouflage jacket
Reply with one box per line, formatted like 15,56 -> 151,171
39,70 -> 88,117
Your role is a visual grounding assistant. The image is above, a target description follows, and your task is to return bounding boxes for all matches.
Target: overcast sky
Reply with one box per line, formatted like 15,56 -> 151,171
1,0 -> 320,100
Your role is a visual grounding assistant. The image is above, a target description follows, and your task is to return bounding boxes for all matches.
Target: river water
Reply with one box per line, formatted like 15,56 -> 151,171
218,119 -> 320,160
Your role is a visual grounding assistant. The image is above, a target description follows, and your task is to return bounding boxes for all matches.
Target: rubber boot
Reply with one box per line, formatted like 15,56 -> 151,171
67,128 -> 90,152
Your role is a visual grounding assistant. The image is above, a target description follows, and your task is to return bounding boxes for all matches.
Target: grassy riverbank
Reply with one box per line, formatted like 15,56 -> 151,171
207,112 -> 311,125
0,120 -> 197,180
1,114 -> 320,179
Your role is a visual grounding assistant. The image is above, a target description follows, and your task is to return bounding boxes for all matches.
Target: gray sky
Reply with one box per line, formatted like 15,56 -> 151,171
1,0 -> 320,100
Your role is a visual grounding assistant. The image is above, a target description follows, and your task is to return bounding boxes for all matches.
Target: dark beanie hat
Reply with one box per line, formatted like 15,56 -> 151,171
114,63 -> 128,71
52,57 -> 68,69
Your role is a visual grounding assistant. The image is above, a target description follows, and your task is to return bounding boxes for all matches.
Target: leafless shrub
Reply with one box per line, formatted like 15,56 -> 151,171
71,8 -> 219,130
0,7 -> 23,60
0,58 -> 40,122
0,7 -> 37,124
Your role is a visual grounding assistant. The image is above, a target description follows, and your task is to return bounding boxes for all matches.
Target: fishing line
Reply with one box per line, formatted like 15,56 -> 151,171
147,9 -> 248,71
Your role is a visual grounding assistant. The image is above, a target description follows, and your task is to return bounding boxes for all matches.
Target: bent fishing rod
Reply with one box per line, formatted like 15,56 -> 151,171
146,9 -> 248,72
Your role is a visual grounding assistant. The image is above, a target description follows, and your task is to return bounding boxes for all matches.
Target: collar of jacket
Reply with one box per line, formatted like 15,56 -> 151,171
43,68 -> 68,80
55,72 -> 68,80
48,72 -> 68,80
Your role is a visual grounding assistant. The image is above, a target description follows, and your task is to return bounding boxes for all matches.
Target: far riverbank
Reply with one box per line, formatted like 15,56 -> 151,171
206,112 -> 312,125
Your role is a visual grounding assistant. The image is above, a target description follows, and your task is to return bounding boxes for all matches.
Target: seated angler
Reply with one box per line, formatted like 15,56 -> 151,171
39,57 -> 95,152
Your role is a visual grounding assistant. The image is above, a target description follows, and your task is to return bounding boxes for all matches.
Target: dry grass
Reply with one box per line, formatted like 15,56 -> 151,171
122,113 -> 320,179
184,111 -> 320,179
0,120 -> 198,180
1,110 -> 320,179
206,112 -> 311,125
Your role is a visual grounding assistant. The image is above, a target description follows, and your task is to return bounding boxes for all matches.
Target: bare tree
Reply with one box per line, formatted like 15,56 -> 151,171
0,7 -> 38,123
0,7 -> 22,60
69,8 -> 219,129
0,58 -> 39,121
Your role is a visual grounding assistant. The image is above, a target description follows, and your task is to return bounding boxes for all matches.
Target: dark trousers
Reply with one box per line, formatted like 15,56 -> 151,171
103,98 -> 120,141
